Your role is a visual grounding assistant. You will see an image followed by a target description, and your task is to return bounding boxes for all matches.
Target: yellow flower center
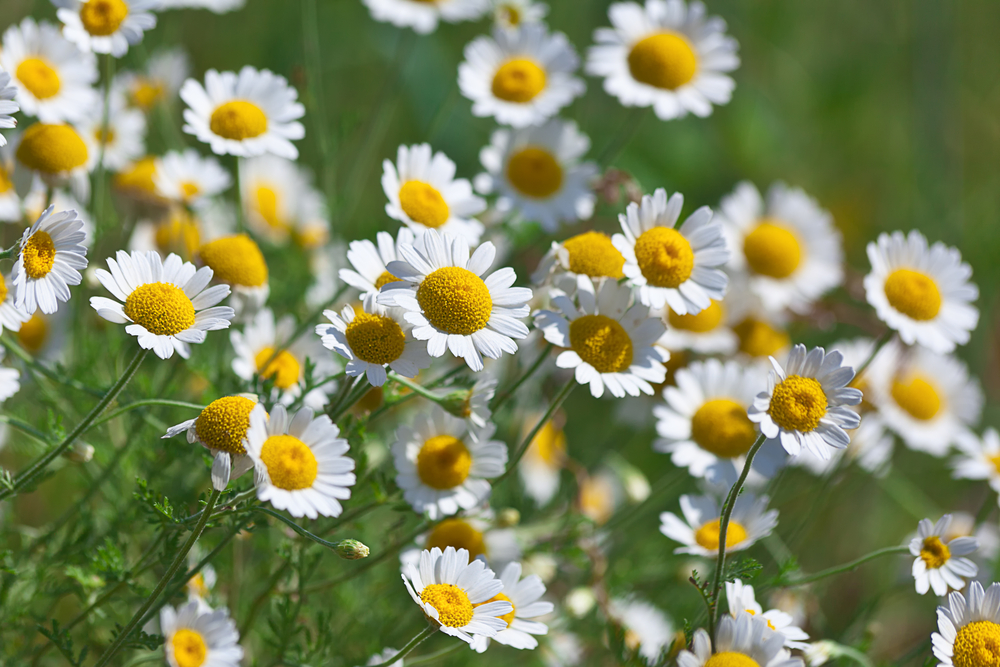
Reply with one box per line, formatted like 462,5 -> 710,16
569,313 -> 634,374
425,518 -> 487,561
633,227 -> 694,288
131,79 -> 164,110
743,609 -> 776,631
123,282 -> 197,336
419,583 -> 474,628
953,620 -> 1000,667
416,266 -> 493,336
562,231 -> 625,279
704,653 -> 761,667
920,535 -> 951,569
669,299 -> 723,333
506,146 -> 563,198
883,268 -> 942,321
416,435 -> 472,490
530,420 -> 566,466
80,0 -> 129,36
114,156 -> 159,196
733,318 -> 789,358
499,5 -> 521,26
209,100 -> 268,141
768,375 -> 827,433
16,58 -> 61,100
260,434 -> 318,490
94,127 -> 115,145
198,234 -> 269,287
155,212 -> 202,260
180,181 -> 200,200
476,592 -> 516,627
743,221 -> 802,279
891,374 -> 942,421
194,396 -> 256,456
253,185 -> 287,230
694,518 -> 748,551
187,572 -> 209,599
579,475 -> 614,525
17,123 -> 89,174
399,181 -> 450,229
17,314 -> 48,353
627,33 -> 698,90
170,628 -> 207,667
374,270 -> 401,290
0,165 -> 12,194
691,399 -> 757,458
990,455 -> 1000,477
0,274 -> 7,303
254,347 -> 301,390
491,58 -> 547,103
21,230 -> 57,279
344,311 -> 406,365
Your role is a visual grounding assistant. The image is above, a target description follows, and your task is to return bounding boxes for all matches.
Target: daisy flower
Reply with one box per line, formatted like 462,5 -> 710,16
11,205 -> 88,315
0,69 -> 15,147
656,299 -> 737,355
519,414 -> 566,506
660,493 -> 778,557
492,0 -> 547,29
470,561 -> 553,652
726,579 -> 809,650
181,67 -> 305,159
197,234 -> 269,319
89,249 -> 234,359
362,0 -> 488,35
748,344 -> 862,460
244,403 -> 357,519
0,272 -> 31,334
15,122 -> 94,201
613,188 -> 729,313
339,228 -> 415,297
0,140 -> 20,219
130,206 -> 224,262
78,99 -> 147,172
534,276 -> 667,398
586,0 -> 739,121
154,149 -> 232,206
439,373 -> 498,432
579,469 -> 622,525
401,509 -> 521,570
679,611 -> 802,667
113,154 -> 163,203
378,229 -> 532,372
364,648 -> 403,666
159,601 -> 243,667
607,597 -> 675,664
932,581 -> 1000,667
953,429 -> 1000,494
0,349 -> 21,403
392,406 -> 508,520
725,281 -> 791,362
382,144 -> 487,244
865,230 -> 978,354
55,0 -> 159,58
910,515 -> 978,596
531,230 -> 626,293
239,155 -> 319,243
474,119 -> 598,231
115,47 -> 189,111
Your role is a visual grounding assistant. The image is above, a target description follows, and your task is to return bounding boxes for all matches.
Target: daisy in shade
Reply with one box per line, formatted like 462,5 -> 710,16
726,579 -> 809,650
239,155 -> 318,243
159,601 -> 243,667
932,581 -> 1000,667
607,597 -> 675,664
400,508 -> 522,571
115,47 -> 189,112
402,546 -> 512,644
392,406 -> 508,520
339,227 -> 415,297
953,429 -> 1000,494
660,493 -> 778,557
531,230 -> 626,295
382,144 -> 487,244
748,345 -> 862,460
679,611 -> 802,667
11,206 -> 88,316
492,0 -> 547,29
865,230 -> 978,354
89,249 -> 234,359
154,149 -> 232,206
362,0 -> 488,35
0,68 -> 15,147
181,67 -> 305,159
54,0 -> 158,58
15,122 -> 94,202
378,229 -> 532,372
470,561 -> 553,652
910,515 -> 978,596
0,272 -> 30,334
474,119 -> 598,231
78,99 -> 147,172
534,276 -> 668,398
197,234 -> 269,320
519,414 -> 566,506
244,403 -> 356,519
586,0 -> 739,121
613,188 -> 729,313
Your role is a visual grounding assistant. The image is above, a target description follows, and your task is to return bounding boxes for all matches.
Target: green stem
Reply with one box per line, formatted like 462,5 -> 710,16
329,376 -> 370,422
366,626 -> 437,667
597,107 -> 649,167
404,641 -> 463,666
303,522 -> 429,593
260,283 -> 349,374
301,0 -> 335,210
853,329 -> 893,381
0,415 -> 53,445
492,379 -> 575,486
234,156 -> 245,232
94,53 -> 115,236
89,399 -> 204,430
255,506 -> 351,550
387,372 -> 447,404
1,335 -> 104,397
491,343 -> 553,411
778,545 -> 911,587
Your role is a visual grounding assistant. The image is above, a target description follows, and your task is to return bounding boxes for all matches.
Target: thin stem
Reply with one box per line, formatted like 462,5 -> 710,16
0,415 -> 53,445
597,107 -> 649,167
303,522 -> 429,593
94,53 -> 115,236
89,399 -> 204,430
387,372 -> 447,404
404,641 -> 463,666
853,329 -> 893,381
234,157 -> 245,233
491,343 -> 553,411
1,335 -> 105,397
778,545 -> 910,587
255,506 -> 351,550
366,626 -> 437,667
260,283 -> 348,374
329,376 -> 370,422
492,379 -> 575,486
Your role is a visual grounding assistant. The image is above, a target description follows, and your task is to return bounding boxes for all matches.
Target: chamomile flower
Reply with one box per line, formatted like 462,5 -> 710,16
586,0 -> 739,121
159,601 -> 242,667
491,0 -> 546,29
865,230 -> 978,354
534,276 -> 667,398
392,406 -> 508,520
78,99 -> 147,172
0,141 -> 19,219
613,188 -> 729,313
607,598 -> 675,664
339,228 -> 415,297
378,229 -> 532,372
245,403 -> 357,519
474,119 -> 598,231
443,374 -> 497,431
748,345 -> 862,460
55,0 -> 159,58
401,509 -> 521,570
181,67 -> 305,159
114,154 -> 162,203
130,206 -> 223,261
470,561 -> 553,652
362,0 -> 488,35
657,300 -> 737,355
531,230 -> 626,293
932,581 -> 1000,667
726,579 -> 809,650
12,206 -> 88,315
197,234 -> 269,319
115,47 -> 189,112
953,429 -> 1000,494
660,493 -> 778,557
239,155 -> 318,243
90,249 -> 234,359
519,415 -> 566,506
154,149 -> 232,206
725,281 -> 792,362
0,69 -> 15,147
910,515 -> 978,596
678,611 -> 802,667
15,122 -> 94,201
0,273 -> 30,334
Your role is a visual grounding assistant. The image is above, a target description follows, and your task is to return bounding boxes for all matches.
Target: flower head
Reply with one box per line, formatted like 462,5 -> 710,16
159,601 -> 243,667
470,561 -> 554,652
154,148 -> 232,206
362,0 -> 488,34
55,0 -> 159,58
13,205 -> 88,315
910,514 -> 978,596
932,581 -> 1000,667
339,227 -> 415,298
677,611 -> 802,667
725,579 -> 810,650
660,493 -> 778,557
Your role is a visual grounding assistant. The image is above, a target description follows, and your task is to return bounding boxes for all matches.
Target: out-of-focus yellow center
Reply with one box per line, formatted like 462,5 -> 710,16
768,375 -> 827,433
920,536 -> 951,569
254,347 -> 301,390
374,270 -> 400,290
123,282 -> 196,336
563,231 -> 625,279
569,314 -> 633,374
530,420 -> 566,467
399,181 -> 450,229
634,227 -> 694,288
80,0 -> 129,36
16,58 -> 61,99
21,230 -> 57,279
260,434 -> 318,490
210,100 -> 267,141
891,374 -> 942,421
198,234 -> 269,287
704,653 -> 760,667
417,435 -> 472,490
669,299 -> 723,333
18,314 -> 48,353
114,156 -> 159,196
417,267 -> 493,335
695,518 -> 747,551
131,78 -> 165,110
506,146 -> 563,198
476,592 -> 516,627
628,33 -> 697,90
884,268 -> 942,321
492,58 -> 546,103
0,274 -> 7,303
253,185 -> 287,230
743,221 -> 802,279
0,165 -> 12,194
425,518 -> 487,561
344,311 -> 406,365
420,583 -> 474,628
17,123 -> 89,174
154,211 -> 201,260
691,398 -> 757,458
170,628 -> 207,667
733,318 -> 789,358
194,395 -> 256,455
952,620 -> 1000,667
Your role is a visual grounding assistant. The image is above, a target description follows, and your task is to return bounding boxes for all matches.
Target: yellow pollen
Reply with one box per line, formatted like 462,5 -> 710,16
17,314 -> 48,353
16,58 -> 61,100
506,147 -> 563,198
416,266 -> 493,336
569,313 -> 634,373
704,652 -> 761,667
180,182 -> 200,200
194,396 -> 256,456
476,592 -> 516,627
417,435 -> 472,490
695,519 -> 747,551
17,123 -> 89,174
0,274 -> 7,303
80,0 -> 129,36
254,185 -> 287,230
131,79 -> 164,110
210,100 -> 268,141
187,572 -> 209,599
254,347 -> 301,390
344,311 -> 406,365
669,299 -> 723,333
562,231 -> 625,279
260,434 -> 318,490
767,375 -> 827,433
633,227 -> 694,288
628,32 -> 698,90
20,230 -> 57,279
952,620 -> 1000,667
374,270 -> 401,290
990,455 -> 1000,477
419,583 -> 474,628
399,181 -> 450,229
884,268 -> 942,321
198,234 -> 269,287
691,398 -> 757,458
734,318 -> 789,358
530,420 -> 566,466
891,374 -> 942,421
491,58 -> 547,103
0,165 -> 12,194
425,518 -> 487,561
920,536 -> 951,569
114,156 -> 159,196
155,212 -> 202,260
123,282 -> 196,336
170,628 -> 207,667
743,221 -> 802,279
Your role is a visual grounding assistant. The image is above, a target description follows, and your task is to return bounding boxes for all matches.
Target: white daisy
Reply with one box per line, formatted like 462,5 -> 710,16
196,233 -> 270,320
154,148 -> 232,206
244,403 -> 357,519
455,374 -> 498,431
607,597 -> 675,664
181,67 -> 305,159
953,429 -> 1000,495
678,611 -> 802,667
0,68 -> 15,147
114,47 -> 190,112
659,492 -> 778,557
586,0 -> 739,121
534,276 -> 667,398
15,122 -> 95,201
89,249 -> 234,359
14,310 -> 68,361
77,98 -> 147,172
942,513 -> 1000,585
129,205 -> 229,262
932,581 -> 1000,667
362,0 -> 488,35
339,228 -> 415,297
491,0 -> 547,29
160,600 -> 242,667
392,406 -> 507,520
656,299 -> 737,355
0,349 -> 21,404
378,229 -> 532,372
519,413 -> 566,506
474,119 -> 598,231
613,188 -> 729,313
11,205 -> 88,316
239,154 -> 319,243
910,515 -> 978,596
725,280 -> 792,362
400,508 -> 522,571
530,230 -> 626,293
55,0 -> 158,58
726,579 -> 810,650
0,139 -> 20,218
470,561 -> 553,652
0,272 -> 31,334
865,230 -> 978,354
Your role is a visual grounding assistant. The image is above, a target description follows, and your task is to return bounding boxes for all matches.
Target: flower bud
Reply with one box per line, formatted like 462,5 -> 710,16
333,539 -> 370,560
65,442 -> 95,463
496,508 -> 520,527
565,586 -> 596,618
437,389 -> 472,419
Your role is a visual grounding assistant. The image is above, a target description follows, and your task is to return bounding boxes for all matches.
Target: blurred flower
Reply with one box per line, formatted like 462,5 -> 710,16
0,140 -> 19,219
55,0 -> 159,58
114,47 -> 189,111
339,228 -> 414,298
953,429 -> 1000,495
931,581 -> 1000,667
161,0 -> 246,13
564,587 -> 596,618
0,272 -> 30,335
13,205 -> 88,315
531,230 -> 625,295
725,579 -> 809,649
364,647 -> 403,666
239,155 -> 319,244
491,0 -> 547,30
657,299 -> 737,355
0,348 -> 21,404
361,0 -> 488,35
197,233 -> 269,319
660,493 -> 778,556
909,514 -> 978,596
519,414 -> 566,506
608,597 -> 674,664
401,508 -> 521,569
114,154 -> 163,204
159,600 -> 243,667
0,69 -> 15,147
77,99 -> 147,172
678,611 -> 800,667
154,149 -> 232,206
578,469 -> 621,525
15,122 -> 94,202
471,561 -> 554,652
541,629 -> 583,667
